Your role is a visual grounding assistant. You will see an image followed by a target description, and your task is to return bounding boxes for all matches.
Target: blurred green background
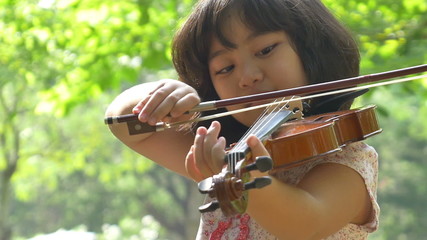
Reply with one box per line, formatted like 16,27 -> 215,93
0,0 -> 426,239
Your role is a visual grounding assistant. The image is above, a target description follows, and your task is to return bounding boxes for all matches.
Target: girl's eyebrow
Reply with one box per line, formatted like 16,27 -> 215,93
209,49 -> 228,61
246,31 -> 269,42
209,31 -> 270,61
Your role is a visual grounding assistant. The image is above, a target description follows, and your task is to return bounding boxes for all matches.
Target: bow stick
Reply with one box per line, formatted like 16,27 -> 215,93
105,64 -> 427,133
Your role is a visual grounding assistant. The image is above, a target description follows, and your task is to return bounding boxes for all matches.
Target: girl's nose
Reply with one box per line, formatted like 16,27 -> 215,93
238,60 -> 263,88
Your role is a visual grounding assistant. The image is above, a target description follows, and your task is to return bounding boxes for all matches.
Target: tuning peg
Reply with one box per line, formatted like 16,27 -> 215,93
199,201 -> 220,213
198,177 -> 213,194
244,176 -> 272,191
244,156 -> 273,173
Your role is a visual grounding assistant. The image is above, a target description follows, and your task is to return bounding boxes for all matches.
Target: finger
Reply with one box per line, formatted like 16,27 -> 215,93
194,127 -> 214,178
211,136 -> 227,172
203,121 -> 223,173
133,95 -> 152,121
145,86 -> 197,125
141,86 -> 176,125
185,145 -> 204,182
133,82 -> 166,118
246,135 -> 270,159
147,81 -> 166,95
169,92 -> 200,117
150,88 -> 192,121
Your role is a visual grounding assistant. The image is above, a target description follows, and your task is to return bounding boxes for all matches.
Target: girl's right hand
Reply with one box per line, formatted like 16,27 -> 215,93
132,79 -> 200,125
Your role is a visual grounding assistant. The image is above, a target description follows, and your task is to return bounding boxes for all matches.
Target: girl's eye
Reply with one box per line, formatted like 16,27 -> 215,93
216,65 -> 234,75
256,44 -> 278,57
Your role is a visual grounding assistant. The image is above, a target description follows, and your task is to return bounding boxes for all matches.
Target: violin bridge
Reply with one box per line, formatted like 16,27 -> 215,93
270,96 -> 304,121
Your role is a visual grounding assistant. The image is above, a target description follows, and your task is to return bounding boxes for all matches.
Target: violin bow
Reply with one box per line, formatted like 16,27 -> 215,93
105,64 -> 427,133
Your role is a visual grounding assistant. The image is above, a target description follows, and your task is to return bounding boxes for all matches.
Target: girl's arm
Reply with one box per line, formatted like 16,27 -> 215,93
105,79 -> 200,178
246,136 -> 371,240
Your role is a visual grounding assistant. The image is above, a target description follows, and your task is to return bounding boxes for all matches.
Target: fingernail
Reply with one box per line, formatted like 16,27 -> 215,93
139,113 -> 147,122
133,106 -> 141,113
247,135 -> 257,147
148,117 -> 157,125
197,127 -> 206,135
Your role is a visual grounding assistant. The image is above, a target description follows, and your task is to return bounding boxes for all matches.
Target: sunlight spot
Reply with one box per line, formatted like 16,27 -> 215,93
118,55 -> 142,68
38,0 -> 55,9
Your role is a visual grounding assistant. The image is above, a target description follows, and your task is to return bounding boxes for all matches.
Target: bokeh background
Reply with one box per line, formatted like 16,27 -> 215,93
1,0 -> 426,239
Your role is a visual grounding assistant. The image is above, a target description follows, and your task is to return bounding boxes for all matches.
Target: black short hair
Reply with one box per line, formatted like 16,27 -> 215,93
172,0 -> 360,141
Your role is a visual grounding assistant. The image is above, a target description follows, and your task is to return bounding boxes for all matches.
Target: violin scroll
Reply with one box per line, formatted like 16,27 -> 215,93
197,156 -> 273,216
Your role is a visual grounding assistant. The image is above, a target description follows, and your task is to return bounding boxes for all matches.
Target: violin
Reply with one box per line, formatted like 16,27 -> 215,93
196,100 -> 382,216
104,64 -> 427,217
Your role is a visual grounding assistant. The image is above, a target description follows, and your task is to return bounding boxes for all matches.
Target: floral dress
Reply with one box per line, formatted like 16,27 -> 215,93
195,142 -> 380,240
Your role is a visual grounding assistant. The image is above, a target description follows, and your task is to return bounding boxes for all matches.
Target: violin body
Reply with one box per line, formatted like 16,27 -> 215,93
267,105 -> 382,173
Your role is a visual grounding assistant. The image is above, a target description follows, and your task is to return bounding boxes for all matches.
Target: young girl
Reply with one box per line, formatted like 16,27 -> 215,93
105,0 -> 379,239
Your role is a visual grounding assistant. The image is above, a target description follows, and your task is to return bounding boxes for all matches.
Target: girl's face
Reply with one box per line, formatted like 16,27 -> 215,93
208,18 -> 308,127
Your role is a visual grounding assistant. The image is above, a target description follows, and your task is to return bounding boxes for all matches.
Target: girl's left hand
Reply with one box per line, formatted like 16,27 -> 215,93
185,121 -> 226,182
185,120 -> 272,182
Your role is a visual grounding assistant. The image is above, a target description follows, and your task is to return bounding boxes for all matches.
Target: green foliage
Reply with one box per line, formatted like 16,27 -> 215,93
325,0 -> 427,72
1,0 -> 198,239
1,0 -> 194,117
0,0 -> 426,239
8,98 -> 201,239
325,1 -> 427,238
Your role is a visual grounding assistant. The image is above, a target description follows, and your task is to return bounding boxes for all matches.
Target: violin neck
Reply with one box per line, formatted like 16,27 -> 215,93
226,98 -> 303,173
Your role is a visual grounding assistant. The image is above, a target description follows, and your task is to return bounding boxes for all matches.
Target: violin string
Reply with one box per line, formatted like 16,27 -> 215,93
165,74 -> 427,130
227,97 -> 291,173
227,99 -> 281,172
232,98 -> 283,151
232,98 -> 281,151
253,96 -> 297,139
233,96 -> 295,152
228,97 -> 283,170
231,98 -> 285,152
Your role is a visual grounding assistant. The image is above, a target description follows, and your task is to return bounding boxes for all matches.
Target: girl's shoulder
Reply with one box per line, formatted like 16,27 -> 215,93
322,141 -> 379,180
273,141 -> 378,184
